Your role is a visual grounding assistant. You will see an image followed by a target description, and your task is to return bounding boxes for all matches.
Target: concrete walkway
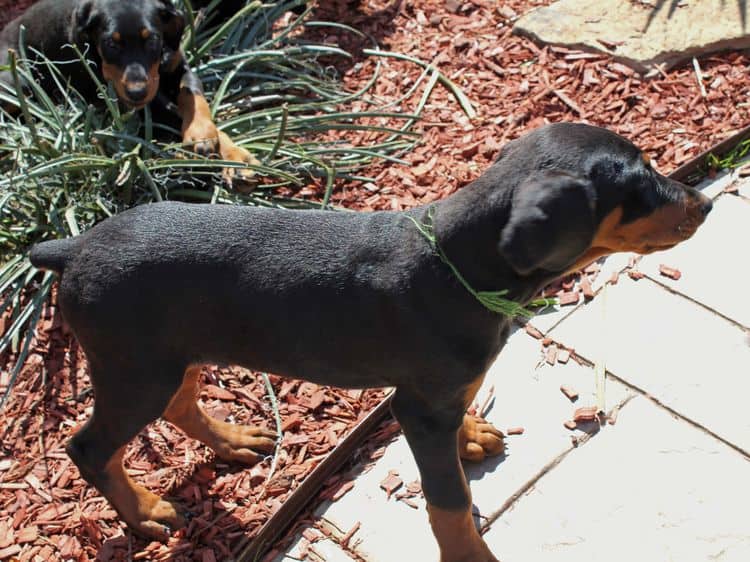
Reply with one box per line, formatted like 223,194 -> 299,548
275,168 -> 750,562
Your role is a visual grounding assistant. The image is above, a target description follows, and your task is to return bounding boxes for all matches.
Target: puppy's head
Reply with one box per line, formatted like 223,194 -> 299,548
498,123 -> 712,276
71,0 -> 185,108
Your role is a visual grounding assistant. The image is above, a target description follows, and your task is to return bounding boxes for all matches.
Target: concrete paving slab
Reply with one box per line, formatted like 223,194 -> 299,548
550,276 -> 750,453
483,396 -> 750,562
274,432 -> 438,561
530,252 -> 633,334
467,330 -> 633,511
639,194 -> 750,328
279,535 -> 357,562
277,328 -> 634,561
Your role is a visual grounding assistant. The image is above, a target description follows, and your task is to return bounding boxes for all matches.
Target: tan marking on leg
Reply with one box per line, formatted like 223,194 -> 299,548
163,366 -> 275,464
458,372 -> 505,462
101,446 -> 185,540
427,504 -> 499,562
462,375 -> 485,410
178,90 -> 219,155
458,414 -> 505,462
217,130 -> 259,189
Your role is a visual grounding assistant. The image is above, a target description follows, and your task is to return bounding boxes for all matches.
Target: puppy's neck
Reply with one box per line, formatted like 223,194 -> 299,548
425,180 -> 544,305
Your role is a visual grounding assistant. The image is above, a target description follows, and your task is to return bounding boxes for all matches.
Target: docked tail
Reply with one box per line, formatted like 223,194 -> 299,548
28,237 -> 80,274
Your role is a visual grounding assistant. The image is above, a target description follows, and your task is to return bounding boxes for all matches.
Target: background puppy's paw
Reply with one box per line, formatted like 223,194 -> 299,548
182,120 -> 220,157
218,130 -> 259,191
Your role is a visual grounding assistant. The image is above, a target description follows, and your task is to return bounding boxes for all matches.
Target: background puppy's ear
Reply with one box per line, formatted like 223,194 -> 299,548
69,0 -> 101,45
158,1 -> 186,51
498,171 -> 597,275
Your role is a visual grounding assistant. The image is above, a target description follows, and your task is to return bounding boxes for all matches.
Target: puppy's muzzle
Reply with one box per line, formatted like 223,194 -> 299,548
122,64 -> 154,107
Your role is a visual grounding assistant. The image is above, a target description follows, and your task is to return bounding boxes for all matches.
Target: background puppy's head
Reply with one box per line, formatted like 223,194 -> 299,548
70,0 -> 186,108
497,123 -> 712,275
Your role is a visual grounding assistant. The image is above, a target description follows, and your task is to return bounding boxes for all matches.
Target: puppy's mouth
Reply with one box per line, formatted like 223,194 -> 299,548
122,98 -> 150,110
640,221 -> 699,253
674,216 -> 705,241
641,242 -> 678,253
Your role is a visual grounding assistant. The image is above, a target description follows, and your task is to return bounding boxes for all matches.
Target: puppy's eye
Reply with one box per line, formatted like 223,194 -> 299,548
145,34 -> 162,54
106,36 -> 119,48
642,153 -> 651,167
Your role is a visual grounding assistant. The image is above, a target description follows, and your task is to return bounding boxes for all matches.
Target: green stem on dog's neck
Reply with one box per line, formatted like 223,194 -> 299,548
407,208 -> 554,319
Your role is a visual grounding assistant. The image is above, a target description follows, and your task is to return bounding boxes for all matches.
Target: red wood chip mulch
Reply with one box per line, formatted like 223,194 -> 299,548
3,0 -> 750,560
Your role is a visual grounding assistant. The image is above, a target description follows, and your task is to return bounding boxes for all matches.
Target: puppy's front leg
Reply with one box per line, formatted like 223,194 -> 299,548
391,388 -> 499,562
177,78 -> 220,157
458,414 -> 505,462
176,64 -> 258,186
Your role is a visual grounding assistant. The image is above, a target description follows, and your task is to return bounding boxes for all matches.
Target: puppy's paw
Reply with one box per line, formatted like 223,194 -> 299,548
458,414 -> 505,462
126,495 -> 187,541
182,119 -> 220,157
218,130 -> 259,191
210,421 -> 277,465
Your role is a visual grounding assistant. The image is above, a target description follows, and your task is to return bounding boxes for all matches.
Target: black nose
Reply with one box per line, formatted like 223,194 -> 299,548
125,84 -> 148,103
701,198 -> 713,217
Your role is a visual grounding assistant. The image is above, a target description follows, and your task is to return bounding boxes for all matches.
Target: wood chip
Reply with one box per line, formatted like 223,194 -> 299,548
557,348 -> 571,364
16,526 -> 38,544
558,291 -> 580,306
203,384 -> 235,401
506,427 -> 525,435
399,497 -> 420,509
525,324 -> 544,339
560,385 -> 579,401
579,276 -> 595,300
340,522 -> 361,547
0,545 -> 21,559
563,420 -> 578,430
331,479 -> 355,501
380,470 -> 403,499
545,345 -> 558,365
573,406 -> 601,422
658,264 -> 682,280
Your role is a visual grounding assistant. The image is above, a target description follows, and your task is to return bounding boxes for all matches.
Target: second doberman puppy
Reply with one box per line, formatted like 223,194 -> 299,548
30,123 -> 712,561
0,0 -> 254,178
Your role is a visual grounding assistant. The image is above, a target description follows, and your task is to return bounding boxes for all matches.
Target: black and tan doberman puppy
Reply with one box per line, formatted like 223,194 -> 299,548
30,123 -> 712,561
0,0 -> 254,174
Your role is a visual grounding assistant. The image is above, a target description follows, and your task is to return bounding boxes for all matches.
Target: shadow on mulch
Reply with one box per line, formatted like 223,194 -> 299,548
298,0 -> 403,71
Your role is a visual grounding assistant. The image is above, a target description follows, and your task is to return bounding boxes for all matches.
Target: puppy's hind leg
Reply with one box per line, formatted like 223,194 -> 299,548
66,360 -> 188,541
391,387 -> 499,562
163,366 -> 276,465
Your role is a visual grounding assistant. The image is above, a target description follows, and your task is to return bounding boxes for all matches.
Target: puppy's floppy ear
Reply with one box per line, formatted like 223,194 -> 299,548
157,0 -> 186,51
499,171 -> 597,275
70,0 -> 101,45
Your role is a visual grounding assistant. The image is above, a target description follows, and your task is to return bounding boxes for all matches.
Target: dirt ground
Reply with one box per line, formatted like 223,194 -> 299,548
2,1 -> 750,561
